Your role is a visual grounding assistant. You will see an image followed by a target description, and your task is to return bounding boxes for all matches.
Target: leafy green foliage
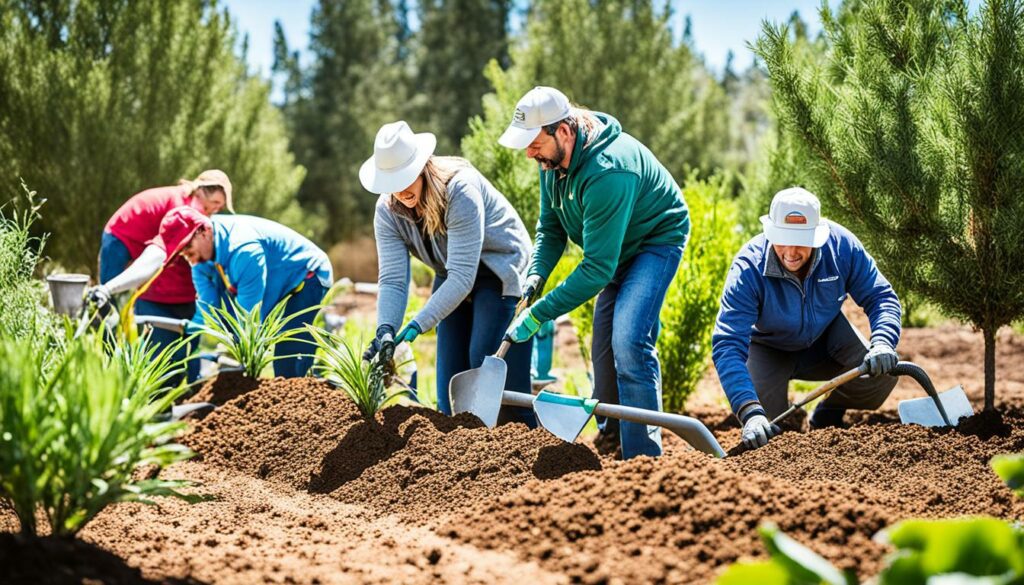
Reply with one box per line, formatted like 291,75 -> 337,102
716,523 -> 854,585
0,0 -> 306,273
755,0 -> 1024,408
308,327 -> 404,418
198,296 -> 319,379
105,332 -> 191,398
878,517 -> 1024,585
0,182 -> 52,343
660,178 -> 742,412
0,334 -> 198,537
992,453 -> 1024,497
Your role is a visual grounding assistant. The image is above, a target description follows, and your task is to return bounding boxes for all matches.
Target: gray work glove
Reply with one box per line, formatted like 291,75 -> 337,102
84,284 -> 112,310
739,403 -> 780,451
363,326 -> 396,365
522,274 -> 544,304
863,343 -> 898,376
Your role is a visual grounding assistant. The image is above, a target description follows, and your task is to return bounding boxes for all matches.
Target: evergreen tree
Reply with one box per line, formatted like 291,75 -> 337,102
0,0 -> 306,273
276,0 -> 409,242
415,0 -> 511,153
756,0 -> 1024,409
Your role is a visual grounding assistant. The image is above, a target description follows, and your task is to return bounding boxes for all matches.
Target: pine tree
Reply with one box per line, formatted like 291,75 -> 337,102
0,0 -> 306,272
756,0 -> 1024,410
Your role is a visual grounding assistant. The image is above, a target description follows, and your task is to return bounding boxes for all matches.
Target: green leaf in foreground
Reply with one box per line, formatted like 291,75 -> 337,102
716,523 -> 853,585
991,454 -> 1024,498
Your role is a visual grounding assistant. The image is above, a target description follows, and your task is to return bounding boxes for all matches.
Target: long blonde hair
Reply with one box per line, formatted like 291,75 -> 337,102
389,156 -> 470,237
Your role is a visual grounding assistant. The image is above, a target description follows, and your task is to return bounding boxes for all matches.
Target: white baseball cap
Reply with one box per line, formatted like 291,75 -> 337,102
498,86 -> 571,149
360,121 -> 437,195
760,187 -> 831,248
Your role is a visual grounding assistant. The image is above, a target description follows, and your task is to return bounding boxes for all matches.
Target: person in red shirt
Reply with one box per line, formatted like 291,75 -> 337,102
86,170 -> 233,383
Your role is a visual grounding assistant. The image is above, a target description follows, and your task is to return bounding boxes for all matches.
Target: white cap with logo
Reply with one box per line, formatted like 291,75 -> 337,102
498,86 -> 572,149
760,187 -> 831,248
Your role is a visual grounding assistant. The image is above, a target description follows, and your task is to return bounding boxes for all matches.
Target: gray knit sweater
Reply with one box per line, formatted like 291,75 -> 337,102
374,168 -> 533,333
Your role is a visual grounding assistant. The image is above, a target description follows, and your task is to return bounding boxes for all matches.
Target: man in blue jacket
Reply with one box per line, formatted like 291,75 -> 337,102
712,188 -> 902,451
156,206 -> 333,378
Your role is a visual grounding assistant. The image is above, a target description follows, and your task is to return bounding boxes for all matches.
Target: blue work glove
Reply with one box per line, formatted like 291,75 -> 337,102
364,325 -> 396,363
395,321 -> 421,345
522,274 -> 545,304
863,342 -> 898,376
738,402 -> 780,451
505,308 -> 541,343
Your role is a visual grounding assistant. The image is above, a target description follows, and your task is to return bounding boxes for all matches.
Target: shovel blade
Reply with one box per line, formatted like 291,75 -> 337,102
533,391 -> 596,443
898,385 -> 973,427
171,402 -> 215,421
449,356 -> 506,428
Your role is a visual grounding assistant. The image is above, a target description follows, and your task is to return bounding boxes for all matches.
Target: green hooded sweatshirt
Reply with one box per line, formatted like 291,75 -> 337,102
528,113 -> 690,323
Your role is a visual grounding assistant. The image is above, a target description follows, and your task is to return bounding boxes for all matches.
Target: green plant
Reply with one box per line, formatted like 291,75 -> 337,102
198,295 -> 320,378
877,517 -> 1024,585
105,332 -> 192,397
717,523 -> 854,585
0,181 -> 52,344
992,453 -> 1024,498
308,327 -> 404,418
659,177 -> 742,412
0,334 -> 199,537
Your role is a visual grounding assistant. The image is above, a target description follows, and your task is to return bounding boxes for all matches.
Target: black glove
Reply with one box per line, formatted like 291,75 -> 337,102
738,402 -> 781,451
863,343 -> 898,376
363,326 -> 396,364
85,284 -> 112,310
522,274 -> 544,304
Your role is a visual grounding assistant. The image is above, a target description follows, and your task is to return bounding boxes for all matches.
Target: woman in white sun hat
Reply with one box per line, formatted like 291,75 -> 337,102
360,121 -> 535,426
712,187 -> 903,451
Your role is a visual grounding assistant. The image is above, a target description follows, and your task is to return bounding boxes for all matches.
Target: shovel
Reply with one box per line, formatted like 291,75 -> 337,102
448,297 -> 531,428
532,390 -> 727,457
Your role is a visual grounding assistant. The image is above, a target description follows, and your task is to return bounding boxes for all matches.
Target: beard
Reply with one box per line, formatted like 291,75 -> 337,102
533,141 -> 566,170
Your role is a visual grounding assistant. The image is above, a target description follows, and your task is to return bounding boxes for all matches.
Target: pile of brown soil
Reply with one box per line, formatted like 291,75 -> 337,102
732,408 -> 1024,518
444,450 -> 899,584
184,376 -> 602,520
186,370 -> 262,407
0,532 -> 169,585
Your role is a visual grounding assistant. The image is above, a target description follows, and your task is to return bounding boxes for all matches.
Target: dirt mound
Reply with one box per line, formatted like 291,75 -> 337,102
445,450 -> 898,584
184,376 -> 602,520
186,370 -> 262,408
731,409 -> 1024,519
0,532 -> 170,585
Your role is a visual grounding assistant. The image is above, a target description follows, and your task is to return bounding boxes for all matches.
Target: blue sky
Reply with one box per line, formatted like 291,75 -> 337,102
223,0 -> 840,78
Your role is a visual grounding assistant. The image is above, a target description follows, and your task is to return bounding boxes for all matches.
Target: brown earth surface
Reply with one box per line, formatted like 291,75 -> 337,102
2,319 -> 1024,584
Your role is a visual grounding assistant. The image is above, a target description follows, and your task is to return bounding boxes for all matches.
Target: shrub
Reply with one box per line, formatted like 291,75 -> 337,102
308,327 -> 405,418
198,295 -> 320,378
659,177 -> 742,412
0,334 -> 198,537
0,182 -> 52,343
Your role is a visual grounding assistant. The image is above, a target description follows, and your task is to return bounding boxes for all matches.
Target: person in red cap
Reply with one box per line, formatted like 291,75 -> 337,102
85,170 -> 233,383
158,206 -> 333,378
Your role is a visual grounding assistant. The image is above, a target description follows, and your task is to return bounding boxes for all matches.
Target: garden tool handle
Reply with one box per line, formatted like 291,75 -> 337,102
494,294 -> 532,359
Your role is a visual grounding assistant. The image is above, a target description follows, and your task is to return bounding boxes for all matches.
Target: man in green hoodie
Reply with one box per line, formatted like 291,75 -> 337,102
498,86 -> 690,459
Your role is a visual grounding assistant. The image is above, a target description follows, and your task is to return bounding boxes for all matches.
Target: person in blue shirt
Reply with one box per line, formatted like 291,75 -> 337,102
156,206 -> 333,378
712,188 -> 902,451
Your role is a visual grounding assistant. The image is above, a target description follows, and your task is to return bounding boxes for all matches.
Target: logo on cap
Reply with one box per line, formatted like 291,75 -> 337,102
784,211 -> 807,225
512,109 -> 526,125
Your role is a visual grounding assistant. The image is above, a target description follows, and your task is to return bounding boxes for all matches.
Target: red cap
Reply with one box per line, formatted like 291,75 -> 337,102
155,206 -> 212,266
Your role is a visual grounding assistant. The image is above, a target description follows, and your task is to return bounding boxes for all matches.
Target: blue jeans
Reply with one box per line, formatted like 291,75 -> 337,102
592,244 -> 683,459
99,231 -> 132,283
273,278 -> 327,378
434,267 -> 536,427
134,299 -> 201,386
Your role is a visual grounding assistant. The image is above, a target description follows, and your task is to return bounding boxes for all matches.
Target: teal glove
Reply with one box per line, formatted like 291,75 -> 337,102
396,321 -> 421,344
505,308 -> 541,343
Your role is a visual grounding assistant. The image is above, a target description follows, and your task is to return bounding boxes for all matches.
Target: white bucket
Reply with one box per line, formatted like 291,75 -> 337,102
46,273 -> 90,316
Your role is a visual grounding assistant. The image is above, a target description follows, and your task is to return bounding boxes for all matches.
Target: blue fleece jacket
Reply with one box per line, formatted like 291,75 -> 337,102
711,221 -> 902,413
192,215 -> 332,325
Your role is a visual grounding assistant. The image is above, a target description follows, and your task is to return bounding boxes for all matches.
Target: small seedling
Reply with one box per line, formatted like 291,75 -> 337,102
308,326 -> 406,418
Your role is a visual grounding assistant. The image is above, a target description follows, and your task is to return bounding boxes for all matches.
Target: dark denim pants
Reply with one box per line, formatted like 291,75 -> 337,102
434,267 -> 536,427
100,232 -> 199,385
592,244 -> 683,459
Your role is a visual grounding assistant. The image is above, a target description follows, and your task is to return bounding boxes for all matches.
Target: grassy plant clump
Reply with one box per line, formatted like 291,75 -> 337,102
308,327 -> 405,418
0,334 -> 199,538
198,295 -> 319,378
0,182 -> 52,343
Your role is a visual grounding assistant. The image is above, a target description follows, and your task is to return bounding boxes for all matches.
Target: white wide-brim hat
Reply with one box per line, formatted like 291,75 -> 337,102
360,121 -> 437,194
760,187 -> 830,248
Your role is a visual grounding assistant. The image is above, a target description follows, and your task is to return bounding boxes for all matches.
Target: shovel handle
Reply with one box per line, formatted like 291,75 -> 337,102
770,363 -> 869,425
495,339 -> 512,359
